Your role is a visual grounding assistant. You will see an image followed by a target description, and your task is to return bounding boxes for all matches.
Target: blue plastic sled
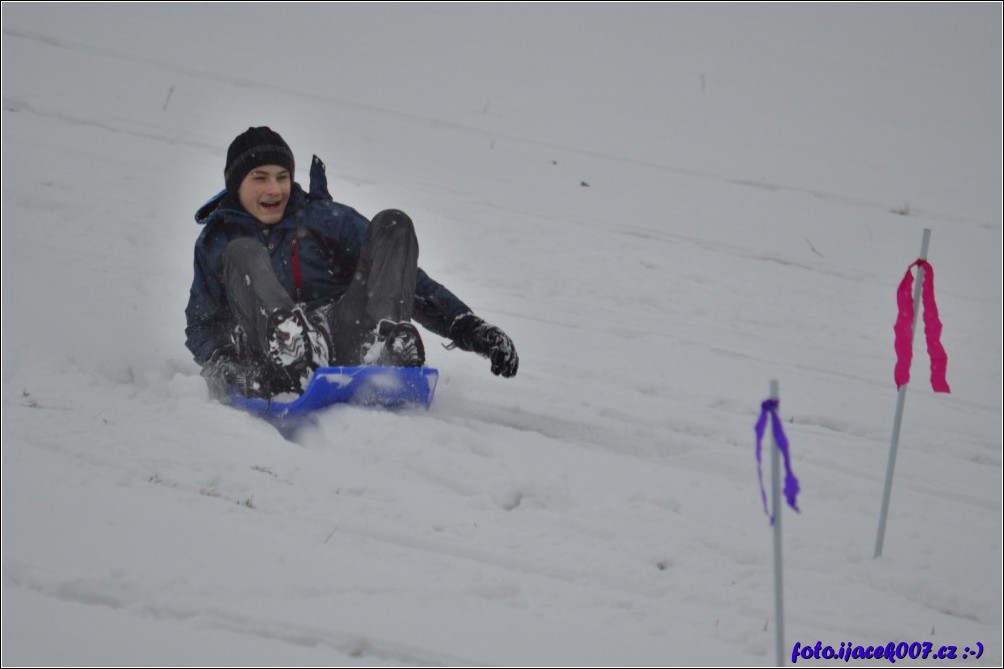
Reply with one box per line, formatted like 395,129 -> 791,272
230,366 -> 438,427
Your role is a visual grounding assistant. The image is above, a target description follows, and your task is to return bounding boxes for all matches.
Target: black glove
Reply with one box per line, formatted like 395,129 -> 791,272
201,345 -> 265,399
450,314 -> 519,378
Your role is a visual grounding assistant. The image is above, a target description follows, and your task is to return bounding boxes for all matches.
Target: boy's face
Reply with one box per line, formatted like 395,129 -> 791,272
237,165 -> 291,224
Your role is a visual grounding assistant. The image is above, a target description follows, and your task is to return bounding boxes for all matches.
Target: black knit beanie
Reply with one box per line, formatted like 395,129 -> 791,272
224,127 -> 295,194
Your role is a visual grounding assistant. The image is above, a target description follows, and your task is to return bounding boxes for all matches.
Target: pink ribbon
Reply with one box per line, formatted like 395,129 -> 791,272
894,260 -> 950,393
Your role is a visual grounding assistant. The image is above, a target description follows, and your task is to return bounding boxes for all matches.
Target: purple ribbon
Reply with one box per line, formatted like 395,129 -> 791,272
755,399 -> 800,524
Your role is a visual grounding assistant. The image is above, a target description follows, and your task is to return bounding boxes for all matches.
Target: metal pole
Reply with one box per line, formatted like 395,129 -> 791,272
875,228 -> 931,558
770,379 -> 784,666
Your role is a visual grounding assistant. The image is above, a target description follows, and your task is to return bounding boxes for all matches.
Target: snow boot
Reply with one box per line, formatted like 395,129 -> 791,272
267,306 -> 331,391
362,320 -> 425,368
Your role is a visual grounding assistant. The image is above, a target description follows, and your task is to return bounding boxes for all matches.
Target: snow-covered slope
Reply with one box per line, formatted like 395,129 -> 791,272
2,4 -> 1000,665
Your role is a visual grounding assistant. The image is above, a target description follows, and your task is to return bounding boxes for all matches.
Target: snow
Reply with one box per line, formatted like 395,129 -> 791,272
2,3 -> 1001,665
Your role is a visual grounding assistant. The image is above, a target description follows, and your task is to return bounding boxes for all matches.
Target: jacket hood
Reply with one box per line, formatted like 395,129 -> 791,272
193,189 -> 230,225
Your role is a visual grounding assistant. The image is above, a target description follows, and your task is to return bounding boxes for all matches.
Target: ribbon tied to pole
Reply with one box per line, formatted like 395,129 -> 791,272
754,399 -> 800,525
894,259 -> 951,393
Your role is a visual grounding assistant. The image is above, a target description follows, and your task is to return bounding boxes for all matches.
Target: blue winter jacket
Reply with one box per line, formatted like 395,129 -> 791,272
185,156 -> 471,365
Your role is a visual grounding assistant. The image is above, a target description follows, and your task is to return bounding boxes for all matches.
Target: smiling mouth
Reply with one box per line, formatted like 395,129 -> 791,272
260,200 -> 283,211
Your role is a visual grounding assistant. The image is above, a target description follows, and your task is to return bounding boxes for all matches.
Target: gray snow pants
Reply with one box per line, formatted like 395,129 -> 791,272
221,209 -> 419,366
